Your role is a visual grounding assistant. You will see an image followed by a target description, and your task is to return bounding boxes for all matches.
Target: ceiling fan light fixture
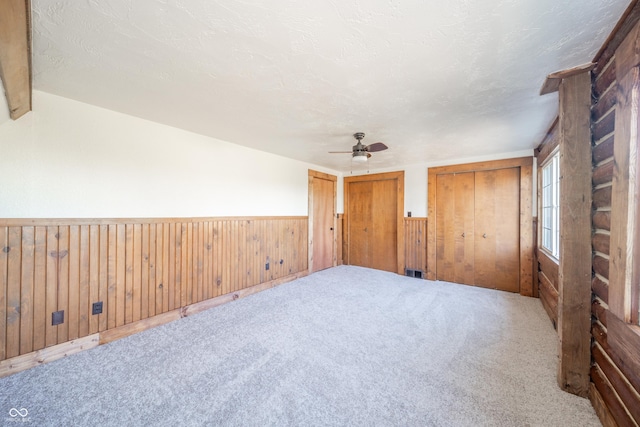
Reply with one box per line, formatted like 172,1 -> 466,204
352,152 -> 368,162
329,132 -> 387,162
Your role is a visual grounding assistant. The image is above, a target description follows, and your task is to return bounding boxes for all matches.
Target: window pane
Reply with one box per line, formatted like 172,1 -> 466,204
543,207 -> 551,226
541,152 -> 560,259
543,186 -> 550,206
543,228 -> 551,249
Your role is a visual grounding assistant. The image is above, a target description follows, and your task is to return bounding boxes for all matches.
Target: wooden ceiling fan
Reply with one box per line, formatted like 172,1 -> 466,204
329,132 -> 388,162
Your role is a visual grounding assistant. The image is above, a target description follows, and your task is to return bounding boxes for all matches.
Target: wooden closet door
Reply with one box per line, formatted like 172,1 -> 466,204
348,181 -> 373,268
372,179 -> 398,273
436,173 -> 474,284
346,178 -> 399,273
474,168 -> 520,292
454,173 -> 475,285
436,174 -> 455,281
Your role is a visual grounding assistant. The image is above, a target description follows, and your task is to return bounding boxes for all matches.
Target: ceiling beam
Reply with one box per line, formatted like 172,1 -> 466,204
540,63 -> 596,95
0,0 -> 32,120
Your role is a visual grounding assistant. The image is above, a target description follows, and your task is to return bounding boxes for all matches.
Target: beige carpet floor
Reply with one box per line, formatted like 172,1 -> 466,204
0,266 -> 600,426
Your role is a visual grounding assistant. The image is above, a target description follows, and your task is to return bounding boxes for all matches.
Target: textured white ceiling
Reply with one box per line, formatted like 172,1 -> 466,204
30,0 -> 630,172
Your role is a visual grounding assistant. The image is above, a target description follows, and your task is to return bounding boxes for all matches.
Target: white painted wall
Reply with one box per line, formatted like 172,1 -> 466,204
0,91 -> 341,218
347,149 -> 536,217
1,91 -> 535,220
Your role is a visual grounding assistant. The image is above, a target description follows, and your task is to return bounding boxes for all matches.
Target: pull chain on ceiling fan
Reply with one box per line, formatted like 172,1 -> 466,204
329,132 -> 388,162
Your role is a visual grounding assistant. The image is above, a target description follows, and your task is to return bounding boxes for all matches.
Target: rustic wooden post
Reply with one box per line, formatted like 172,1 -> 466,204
0,0 -> 32,119
556,70 -> 593,397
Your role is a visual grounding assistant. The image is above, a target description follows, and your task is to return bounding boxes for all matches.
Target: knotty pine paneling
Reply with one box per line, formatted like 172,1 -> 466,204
404,218 -> 427,274
0,217 -> 308,363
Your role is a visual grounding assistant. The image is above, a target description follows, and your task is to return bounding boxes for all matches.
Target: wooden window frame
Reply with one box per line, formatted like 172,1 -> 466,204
426,156 -> 534,296
535,119 -> 560,299
540,150 -> 560,260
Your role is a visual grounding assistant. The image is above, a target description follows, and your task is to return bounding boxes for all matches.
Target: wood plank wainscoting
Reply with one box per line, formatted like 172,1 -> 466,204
0,216 -> 308,377
404,217 -> 427,277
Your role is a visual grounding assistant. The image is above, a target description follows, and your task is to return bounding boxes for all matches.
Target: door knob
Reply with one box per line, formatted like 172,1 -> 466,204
461,232 -> 465,238
483,233 -> 487,238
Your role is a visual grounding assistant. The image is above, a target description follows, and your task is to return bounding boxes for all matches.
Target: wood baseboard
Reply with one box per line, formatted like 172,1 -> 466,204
0,271 -> 308,378
0,335 -> 100,378
180,270 -> 308,318
99,310 -> 183,345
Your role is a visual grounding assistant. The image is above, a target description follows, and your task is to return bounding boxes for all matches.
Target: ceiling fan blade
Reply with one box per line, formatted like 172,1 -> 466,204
328,151 -> 353,154
366,142 -> 388,152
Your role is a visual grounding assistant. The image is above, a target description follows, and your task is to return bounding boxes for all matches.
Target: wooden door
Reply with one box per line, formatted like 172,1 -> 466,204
474,168 -> 520,292
311,176 -> 335,272
436,173 -> 474,284
371,179 -> 398,272
454,173 -> 475,285
348,181 -> 373,268
345,173 -> 402,274
309,170 -> 337,273
436,174 -> 456,281
427,157 -> 533,296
